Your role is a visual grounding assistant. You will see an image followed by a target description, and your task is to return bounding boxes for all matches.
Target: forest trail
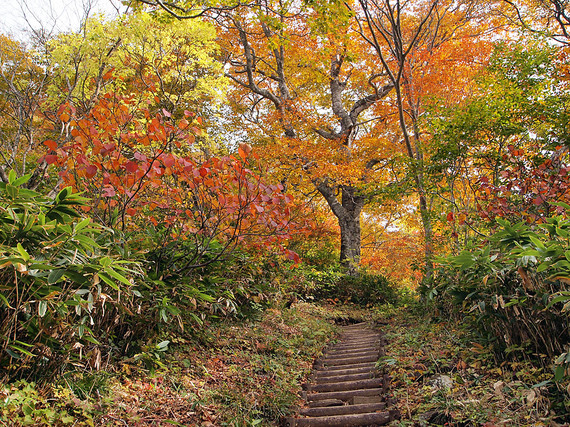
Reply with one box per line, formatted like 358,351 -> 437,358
287,322 -> 400,426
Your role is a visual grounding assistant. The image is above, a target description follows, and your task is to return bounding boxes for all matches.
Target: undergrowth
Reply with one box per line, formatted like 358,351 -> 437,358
376,304 -> 570,426
0,303 -> 345,426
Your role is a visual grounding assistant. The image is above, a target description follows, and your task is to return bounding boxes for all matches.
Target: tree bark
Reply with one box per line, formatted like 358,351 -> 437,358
336,207 -> 363,271
317,182 -> 364,274
220,9 -> 392,273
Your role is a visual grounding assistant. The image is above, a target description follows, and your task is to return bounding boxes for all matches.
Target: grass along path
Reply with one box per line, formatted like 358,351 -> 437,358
2,301 -> 569,426
375,305 -> 570,426
1,303 -> 359,426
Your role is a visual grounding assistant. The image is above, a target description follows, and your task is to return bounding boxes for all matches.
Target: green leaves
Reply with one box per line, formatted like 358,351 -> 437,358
0,173 -> 142,382
16,243 -> 30,262
431,213 -> 570,382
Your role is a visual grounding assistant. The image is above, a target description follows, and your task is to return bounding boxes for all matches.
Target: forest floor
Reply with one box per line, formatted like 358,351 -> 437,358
376,306 -> 569,426
1,302 -> 569,426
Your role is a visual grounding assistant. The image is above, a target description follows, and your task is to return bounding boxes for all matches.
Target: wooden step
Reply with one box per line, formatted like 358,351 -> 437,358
290,322 -> 397,425
300,402 -> 386,417
307,399 -> 344,408
307,387 -> 384,402
314,362 -> 376,373
327,343 -> 381,351
320,354 -> 378,366
313,372 -> 375,383
324,350 -> 380,360
287,410 -> 394,426
328,342 -> 381,350
307,377 -> 384,393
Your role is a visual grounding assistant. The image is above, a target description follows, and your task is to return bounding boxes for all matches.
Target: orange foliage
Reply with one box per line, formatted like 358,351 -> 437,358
362,231 -> 424,287
42,84 -> 311,256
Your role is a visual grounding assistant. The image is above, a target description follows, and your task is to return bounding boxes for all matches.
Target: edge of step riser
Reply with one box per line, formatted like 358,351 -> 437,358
314,369 -> 377,379
319,356 -> 378,366
307,387 -> 384,402
331,341 -> 382,348
287,410 -> 395,427
323,351 -> 380,360
299,402 -> 387,417
328,343 -> 381,350
306,378 -> 384,393
312,372 -> 376,383
314,362 -> 376,372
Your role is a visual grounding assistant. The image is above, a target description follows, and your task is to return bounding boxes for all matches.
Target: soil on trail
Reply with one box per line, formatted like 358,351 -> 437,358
287,322 -> 400,426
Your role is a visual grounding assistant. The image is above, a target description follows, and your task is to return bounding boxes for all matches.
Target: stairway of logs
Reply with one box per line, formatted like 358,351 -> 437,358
286,322 -> 399,426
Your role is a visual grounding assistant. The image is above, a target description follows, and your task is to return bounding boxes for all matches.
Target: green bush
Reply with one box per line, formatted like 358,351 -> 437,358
0,172 -> 142,383
299,267 -> 400,305
423,214 -> 570,379
0,380 -> 94,426
141,227 -> 294,323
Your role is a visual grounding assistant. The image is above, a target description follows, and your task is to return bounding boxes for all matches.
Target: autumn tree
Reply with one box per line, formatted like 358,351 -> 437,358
46,12 -> 226,116
352,0 -> 494,274
137,0 -> 399,272
41,12 -> 307,267
500,0 -> 570,44
0,10 -> 227,195
430,40 -> 570,227
0,33 -> 53,190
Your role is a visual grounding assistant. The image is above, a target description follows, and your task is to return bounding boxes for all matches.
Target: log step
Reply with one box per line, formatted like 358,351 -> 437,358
290,322 -> 399,425
320,354 -> 378,366
314,362 -> 376,372
307,377 -> 383,393
307,399 -> 344,408
288,410 -> 395,426
324,350 -> 380,360
331,341 -> 381,349
307,387 -> 384,402
314,365 -> 377,376
300,402 -> 386,417
327,346 -> 380,355
314,372 -> 375,383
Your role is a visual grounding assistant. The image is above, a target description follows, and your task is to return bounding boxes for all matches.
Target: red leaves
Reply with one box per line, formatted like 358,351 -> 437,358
85,164 -> 98,178
162,155 -> 176,168
476,143 -> 570,223
178,118 -> 189,130
446,211 -> 467,225
102,186 -> 116,197
125,161 -> 139,173
43,82 -> 308,255
286,249 -> 301,264
44,140 -> 58,151
44,155 -> 58,165
238,143 -> 253,162
102,68 -> 115,80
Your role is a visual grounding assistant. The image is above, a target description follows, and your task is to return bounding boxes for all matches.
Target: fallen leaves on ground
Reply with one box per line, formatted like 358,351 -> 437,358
376,306 -> 570,426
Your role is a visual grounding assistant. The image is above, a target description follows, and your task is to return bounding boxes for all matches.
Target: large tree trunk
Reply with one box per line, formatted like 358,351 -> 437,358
339,212 -> 361,273
318,182 -> 364,275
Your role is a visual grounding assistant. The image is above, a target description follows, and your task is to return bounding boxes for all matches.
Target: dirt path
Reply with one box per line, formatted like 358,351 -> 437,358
286,322 -> 400,426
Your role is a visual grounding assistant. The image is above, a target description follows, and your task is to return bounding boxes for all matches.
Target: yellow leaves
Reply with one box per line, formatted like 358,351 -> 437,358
48,11 -> 227,113
458,213 -> 467,225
